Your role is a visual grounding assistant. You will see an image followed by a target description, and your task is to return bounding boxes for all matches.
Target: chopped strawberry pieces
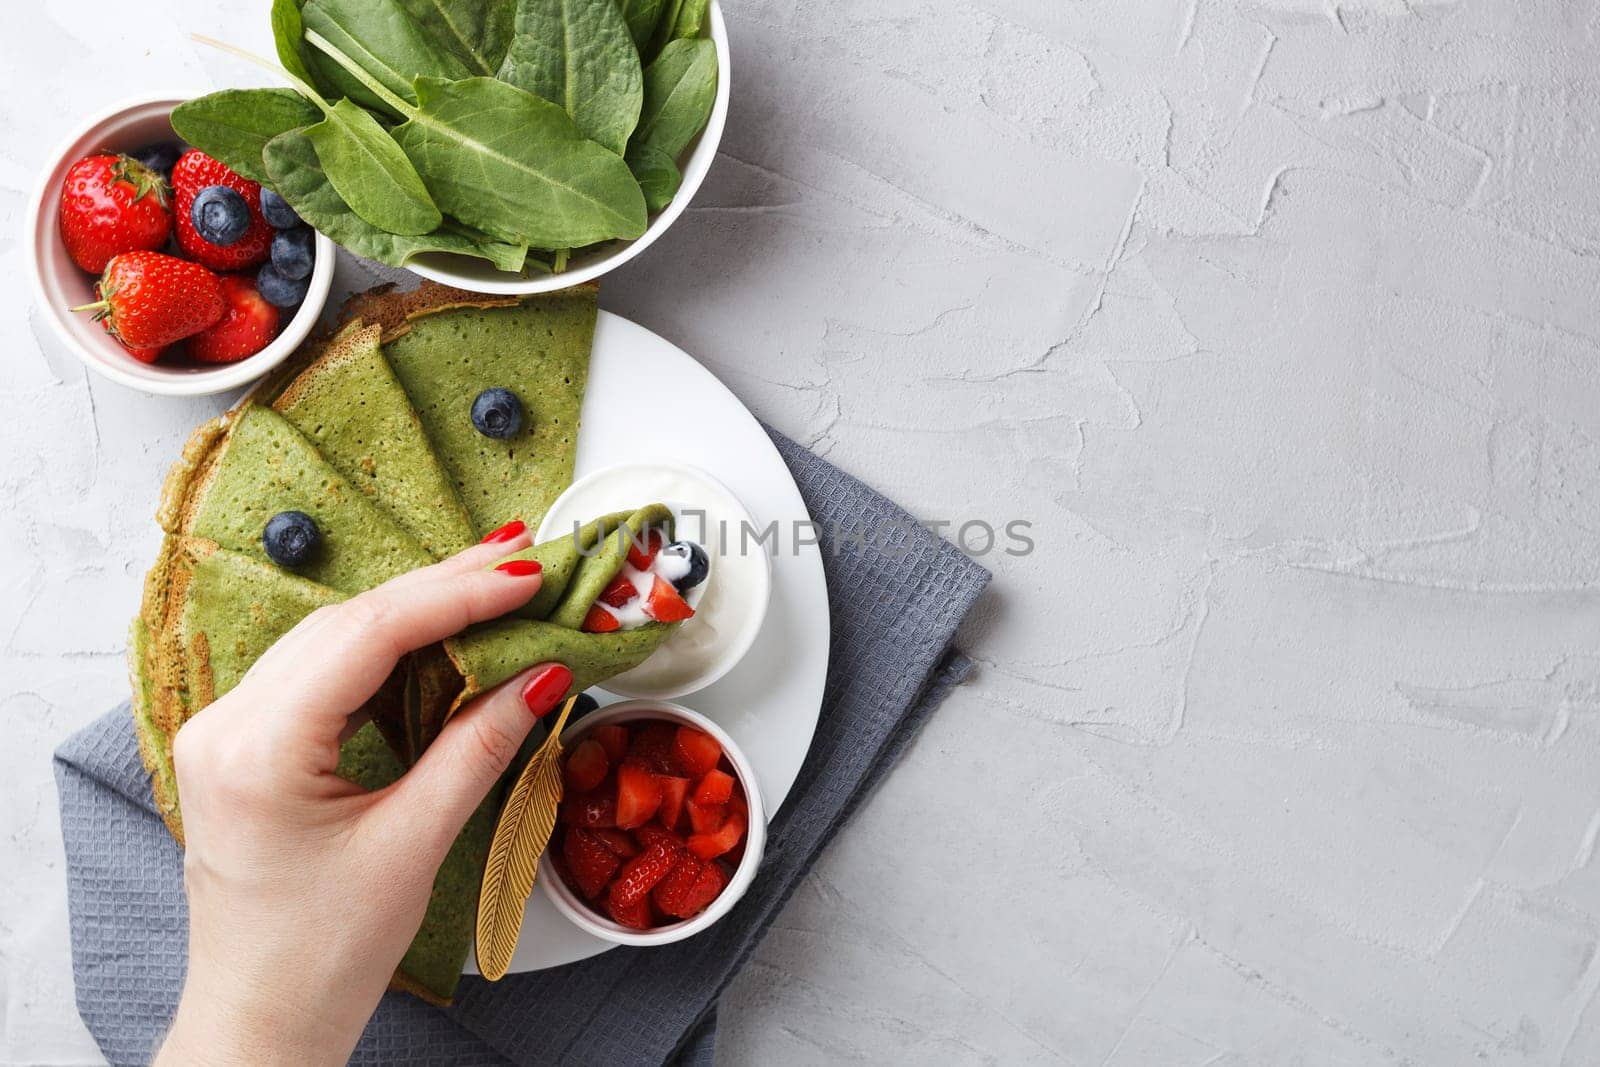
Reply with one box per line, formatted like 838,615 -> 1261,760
615,761 -> 663,829
635,824 -> 685,851
591,724 -> 629,762
673,727 -> 722,778
652,855 -> 705,917
561,790 -> 617,828
562,828 -> 621,899
552,717 -> 750,930
591,828 -> 639,859
599,574 -> 638,608
655,775 -> 690,831
626,528 -> 663,571
609,839 -> 680,906
694,769 -> 735,807
605,889 -> 654,929
645,575 -> 695,623
630,722 -> 682,774
686,797 -> 726,834
688,795 -> 748,860
564,739 -> 610,793
582,604 -> 620,633
679,861 -> 729,916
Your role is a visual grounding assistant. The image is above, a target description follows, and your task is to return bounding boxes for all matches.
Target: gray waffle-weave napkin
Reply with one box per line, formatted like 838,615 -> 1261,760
54,429 -> 990,1066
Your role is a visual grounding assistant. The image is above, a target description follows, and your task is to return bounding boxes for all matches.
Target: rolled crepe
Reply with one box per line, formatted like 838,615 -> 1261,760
405,504 -> 682,754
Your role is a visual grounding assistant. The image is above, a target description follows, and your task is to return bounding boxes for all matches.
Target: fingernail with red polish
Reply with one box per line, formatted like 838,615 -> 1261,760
481,519 -> 526,544
495,558 -> 542,577
521,664 -> 573,718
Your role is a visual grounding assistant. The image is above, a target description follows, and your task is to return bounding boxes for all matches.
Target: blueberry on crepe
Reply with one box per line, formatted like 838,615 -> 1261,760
262,510 -> 319,567
471,387 -> 524,439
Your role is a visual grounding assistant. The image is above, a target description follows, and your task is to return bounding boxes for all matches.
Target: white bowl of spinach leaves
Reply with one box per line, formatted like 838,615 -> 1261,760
173,0 -> 728,294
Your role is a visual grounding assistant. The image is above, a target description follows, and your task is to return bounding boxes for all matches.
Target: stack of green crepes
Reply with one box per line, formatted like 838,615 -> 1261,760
130,281 -> 685,1003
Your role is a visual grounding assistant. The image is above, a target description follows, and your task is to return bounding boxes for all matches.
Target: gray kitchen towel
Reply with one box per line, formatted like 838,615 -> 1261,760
54,430 -> 990,1066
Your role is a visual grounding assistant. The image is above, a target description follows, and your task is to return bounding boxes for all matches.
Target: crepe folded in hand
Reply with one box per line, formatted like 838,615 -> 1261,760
128,282 -> 607,1006
403,504 -> 684,760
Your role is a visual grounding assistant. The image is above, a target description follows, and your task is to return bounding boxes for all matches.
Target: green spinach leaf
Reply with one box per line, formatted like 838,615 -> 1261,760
305,99 -> 442,235
624,141 -> 680,212
394,76 -> 647,247
669,0 -> 707,40
270,0 -> 322,88
497,0 -> 643,156
396,0 -> 514,75
263,128 -> 529,272
302,0 -> 470,110
617,0 -> 664,54
171,89 -> 321,184
632,38 -> 716,160
194,31 -> 442,235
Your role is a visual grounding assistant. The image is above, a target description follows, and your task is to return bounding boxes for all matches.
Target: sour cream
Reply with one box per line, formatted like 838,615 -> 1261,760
537,463 -> 773,698
604,547 -> 708,630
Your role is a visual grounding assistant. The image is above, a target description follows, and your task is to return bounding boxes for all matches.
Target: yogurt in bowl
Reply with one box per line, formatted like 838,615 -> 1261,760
537,463 -> 772,698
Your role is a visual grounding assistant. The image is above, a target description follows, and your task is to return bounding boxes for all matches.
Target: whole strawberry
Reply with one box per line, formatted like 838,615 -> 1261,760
58,154 -> 172,273
98,317 -> 164,364
187,274 -> 279,363
171,149 -> 272,271
73,251 -> 225,348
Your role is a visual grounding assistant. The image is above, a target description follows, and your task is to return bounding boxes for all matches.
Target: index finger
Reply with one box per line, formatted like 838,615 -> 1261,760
251,538 -> 544,721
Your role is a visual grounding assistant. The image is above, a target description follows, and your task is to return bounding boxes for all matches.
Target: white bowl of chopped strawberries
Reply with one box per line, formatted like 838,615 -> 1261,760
543,700 -> 767,946
26,94 -> 334,396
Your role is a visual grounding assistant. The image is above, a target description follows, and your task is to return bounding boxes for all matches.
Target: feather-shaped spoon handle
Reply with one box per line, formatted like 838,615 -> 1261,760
474,694 -> 579,981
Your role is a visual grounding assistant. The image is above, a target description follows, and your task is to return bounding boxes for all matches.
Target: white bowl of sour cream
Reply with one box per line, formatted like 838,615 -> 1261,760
537,461 -> 772,699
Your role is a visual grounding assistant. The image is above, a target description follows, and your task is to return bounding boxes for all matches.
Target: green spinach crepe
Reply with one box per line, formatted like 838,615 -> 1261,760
265,321 -> 477,560
128,282 -> 639,1006
161,403 -> 434,592
406,504 -> 684,756
371,285 -> 595,538
130,536 -> 503,1004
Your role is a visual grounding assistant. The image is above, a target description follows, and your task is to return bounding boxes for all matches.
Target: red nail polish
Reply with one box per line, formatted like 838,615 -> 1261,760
521,664 -> 573,718
495,559 -> 542,577
481,519 -> 526,544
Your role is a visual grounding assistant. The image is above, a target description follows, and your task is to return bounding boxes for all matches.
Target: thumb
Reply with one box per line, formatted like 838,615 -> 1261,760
385,662 -> 574,856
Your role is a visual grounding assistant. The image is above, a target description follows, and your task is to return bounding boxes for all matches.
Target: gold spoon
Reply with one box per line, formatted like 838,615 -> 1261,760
474,694 -> 579,980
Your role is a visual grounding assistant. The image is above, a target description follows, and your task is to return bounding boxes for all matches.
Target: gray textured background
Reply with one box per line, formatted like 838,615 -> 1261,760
8,0 -> 1600,1063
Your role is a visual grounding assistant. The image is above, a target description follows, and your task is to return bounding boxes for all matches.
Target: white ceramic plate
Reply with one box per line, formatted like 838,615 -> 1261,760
468,311 -> 829,974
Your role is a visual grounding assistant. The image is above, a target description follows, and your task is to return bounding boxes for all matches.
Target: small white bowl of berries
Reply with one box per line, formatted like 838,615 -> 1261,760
542,701 -> 766,946
26,94 -> 334,396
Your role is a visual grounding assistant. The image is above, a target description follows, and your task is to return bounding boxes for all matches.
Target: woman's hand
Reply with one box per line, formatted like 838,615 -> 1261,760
156,531 -> 572,1066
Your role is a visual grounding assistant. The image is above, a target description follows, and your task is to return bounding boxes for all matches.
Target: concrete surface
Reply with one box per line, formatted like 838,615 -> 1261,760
6,0 -> 1600,1063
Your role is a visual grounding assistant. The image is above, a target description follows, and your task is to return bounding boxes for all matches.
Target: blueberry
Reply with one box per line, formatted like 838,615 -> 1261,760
271,227 -> 315,281
256,262 -> 311,308
259,187 -> 301,229
471,388 -> 525,439
571,692 -> 600,719
130,141 -> 183,177
190,185 -> 250,246
263,511 -> 320,567
660,540 -> 709,591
